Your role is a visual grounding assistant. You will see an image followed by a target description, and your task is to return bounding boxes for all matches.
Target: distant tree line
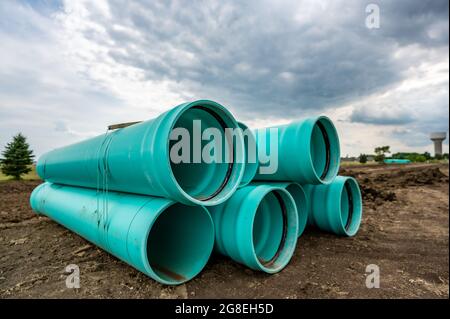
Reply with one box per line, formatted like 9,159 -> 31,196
359,146 -> 449,164
392,152 -> 449,162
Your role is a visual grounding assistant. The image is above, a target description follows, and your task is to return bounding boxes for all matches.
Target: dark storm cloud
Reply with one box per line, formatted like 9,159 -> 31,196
350,108 -> 416,125
376,0 -> 449,46
70,0 -> 448,122
0,0 -> 448,156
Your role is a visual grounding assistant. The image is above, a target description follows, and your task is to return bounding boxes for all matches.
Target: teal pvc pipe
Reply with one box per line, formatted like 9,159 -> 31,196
36,100 -> 245,206
30,182 -> 215,285
384,159 -> 411,164
265,182 -> 308,237
253,116 -> 340,185
238,122 -> 258,188
209,184 -> 298,273
302,176 -> 363,236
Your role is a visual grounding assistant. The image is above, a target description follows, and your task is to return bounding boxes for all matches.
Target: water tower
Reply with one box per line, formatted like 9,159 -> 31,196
430,132 -> 447,156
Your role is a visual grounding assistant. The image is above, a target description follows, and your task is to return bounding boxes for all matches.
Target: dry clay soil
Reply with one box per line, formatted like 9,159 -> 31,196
0,164 -> 448,298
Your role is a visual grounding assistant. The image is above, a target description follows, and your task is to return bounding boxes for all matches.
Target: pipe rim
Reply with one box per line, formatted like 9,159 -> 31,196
142,201 -> 214,285
166,100 -> 245,206
308,116 -> 340,184
338,177 -> 362,236
250,187 -> 298,273
285,183 -> 308,237
238,122 -> 258,188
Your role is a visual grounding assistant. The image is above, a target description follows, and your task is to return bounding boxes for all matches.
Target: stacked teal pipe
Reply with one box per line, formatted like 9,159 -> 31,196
30,99 -> 363,285
251,116 -> 363,237
253,116 -> 340,185
36,100 -> 245,206
30,182 -> 214,284
302,176 -> 363,236
209,184 -> 298,273
266,182 -> 309,237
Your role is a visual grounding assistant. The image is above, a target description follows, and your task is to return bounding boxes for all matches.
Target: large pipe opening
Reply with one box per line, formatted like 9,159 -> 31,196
146,203 -> 214,285
251,189 -> 297,273
309,117 -> 340,184
169,102 -> 243,203
339,178 -> 362,236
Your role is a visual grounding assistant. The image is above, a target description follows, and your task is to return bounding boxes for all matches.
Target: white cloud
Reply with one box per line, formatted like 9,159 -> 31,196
0,0 -> 448,158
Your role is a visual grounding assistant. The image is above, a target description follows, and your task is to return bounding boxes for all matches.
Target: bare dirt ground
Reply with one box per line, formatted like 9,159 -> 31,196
0,164 -> 448,299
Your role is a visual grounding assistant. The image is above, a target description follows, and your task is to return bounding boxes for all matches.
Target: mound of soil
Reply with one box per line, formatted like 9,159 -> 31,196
0,180 -> 40,195
0,164 -> 448,299
340,166 -> 448,204
339,170 -> 396,203
396,167 -> 448,186
0,180 -> 41,224
359,184 -> 396,202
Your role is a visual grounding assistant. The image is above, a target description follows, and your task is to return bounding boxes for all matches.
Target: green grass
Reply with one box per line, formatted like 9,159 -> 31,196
340,161 -> 378,166
427,159 -> 449,164
340,159 -> 448,167
0,165 -> 40,181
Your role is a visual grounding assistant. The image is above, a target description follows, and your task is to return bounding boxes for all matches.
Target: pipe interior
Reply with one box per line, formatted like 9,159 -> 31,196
310,123 -> 327,179
169,105 -> 233,201
340,185 -> 350,227
286,183 -> 308,236
252,189 -> 298,272
310,118 -> 340,183
340,179 -> 362,235
252,191 -> 284,265
146,203 -> 213,284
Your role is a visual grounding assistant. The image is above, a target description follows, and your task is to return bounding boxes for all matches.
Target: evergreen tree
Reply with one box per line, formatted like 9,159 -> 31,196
0,133 -> 35,179
359,153 -> 368,164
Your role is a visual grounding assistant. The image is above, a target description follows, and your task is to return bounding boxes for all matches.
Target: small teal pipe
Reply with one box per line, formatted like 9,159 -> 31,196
265,182 -> 308,237
30,182 -> 214,285
384,159 -> 411,164
238,122 -> 258,188
36,100 -> 245,206
303,176 -> 363,236
253,116 -> 340,185
208,184 -> 298,273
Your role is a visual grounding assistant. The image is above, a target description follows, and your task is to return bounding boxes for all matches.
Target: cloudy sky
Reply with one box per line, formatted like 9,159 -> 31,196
0,0 -> 448,158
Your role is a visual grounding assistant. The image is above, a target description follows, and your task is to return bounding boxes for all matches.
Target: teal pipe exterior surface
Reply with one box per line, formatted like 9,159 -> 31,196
266,182 -> 308,237
209,184 -> 298,273
384,159 -> 411,164
303,176 -> 362,236
253,116 -> 340,185
238,122 -> 258,188
30,182 -> 214,285
36,100 -> 245,206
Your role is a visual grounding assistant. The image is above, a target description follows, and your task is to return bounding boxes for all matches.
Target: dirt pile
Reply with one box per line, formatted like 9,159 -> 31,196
339,166 -> 448,204
0,180 -> 40,195
339,170 -> 396,203
0,180 -> 40,224
0,164 -> 448,298
395,167 -> 448,186
359,183 -> 396,202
